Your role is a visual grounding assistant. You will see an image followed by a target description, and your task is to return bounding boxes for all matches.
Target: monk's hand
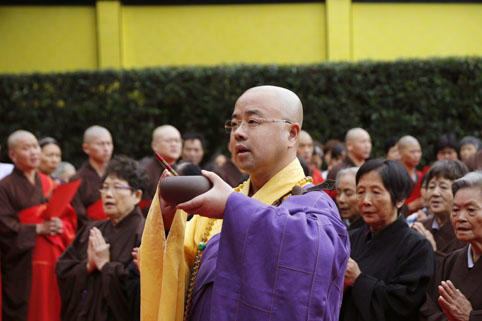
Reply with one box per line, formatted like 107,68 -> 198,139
132,247 -> 140,272
344,258 -> 361,289
158,169 -> 178,231
412,222 -> 437,251
86,236 -> 96,273
176,170 -> 234,219
35,218 -> 62,235
49,217 -> 63,235
90,227 -> 110,271
416,209 -> 429,222
438,280 -> 472,321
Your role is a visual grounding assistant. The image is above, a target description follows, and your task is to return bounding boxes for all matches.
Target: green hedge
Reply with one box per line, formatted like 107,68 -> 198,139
1,57 -> 481,168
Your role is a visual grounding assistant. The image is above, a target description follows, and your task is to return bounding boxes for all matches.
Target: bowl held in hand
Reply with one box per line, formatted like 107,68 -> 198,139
159,176 -> 213,205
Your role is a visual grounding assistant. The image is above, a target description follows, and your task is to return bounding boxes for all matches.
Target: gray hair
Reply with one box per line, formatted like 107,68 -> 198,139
335,167 -> 359,189
452,170 -> 482,196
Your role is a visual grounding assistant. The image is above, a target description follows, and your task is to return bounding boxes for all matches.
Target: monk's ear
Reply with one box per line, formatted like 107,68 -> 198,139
82,143 -> 90,156
8,150 -> 16,163
288,123 -> 300,147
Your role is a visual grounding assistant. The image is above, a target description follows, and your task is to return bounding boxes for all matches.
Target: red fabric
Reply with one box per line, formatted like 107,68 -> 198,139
311,167 -> 324,185
86,199 -> 108,220
139,199 -> 152,210
406,166 -> 430,205
18,173 -> 77,321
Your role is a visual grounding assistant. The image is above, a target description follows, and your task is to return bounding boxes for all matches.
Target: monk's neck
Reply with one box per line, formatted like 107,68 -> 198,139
436,214 -> 450,227
471,243 -> 481,264
348,153 -> 364,167
22,168 -> 37,185
402,163 -> 417,180
89,159 -> 108,177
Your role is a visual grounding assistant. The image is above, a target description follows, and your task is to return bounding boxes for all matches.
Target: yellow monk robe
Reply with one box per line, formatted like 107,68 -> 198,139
139,158 -> 307,321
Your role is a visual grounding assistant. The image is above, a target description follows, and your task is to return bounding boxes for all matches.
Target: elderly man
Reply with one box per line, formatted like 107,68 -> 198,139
0,130 -> 76,321
297,130 -> 323,184
398,135 -> 424,213
327,128 -> 371,181
336,167 -> 363,231
181,133 -> 205,166
143,125 -> 182,200
140,85 -> 350,321
70,125 -> 114,228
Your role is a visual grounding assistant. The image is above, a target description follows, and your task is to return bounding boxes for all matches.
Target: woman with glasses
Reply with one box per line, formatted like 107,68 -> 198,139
56,155 -> 146,321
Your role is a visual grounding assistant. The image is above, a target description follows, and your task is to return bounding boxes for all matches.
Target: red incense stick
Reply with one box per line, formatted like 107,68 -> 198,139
155,152 -> 179,176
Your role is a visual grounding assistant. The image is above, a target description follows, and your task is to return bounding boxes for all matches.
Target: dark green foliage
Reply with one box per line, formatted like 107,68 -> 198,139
1,57 -> 481,168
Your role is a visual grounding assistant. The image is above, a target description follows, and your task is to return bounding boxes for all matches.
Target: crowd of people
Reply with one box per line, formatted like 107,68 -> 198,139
0,85 -> 481,321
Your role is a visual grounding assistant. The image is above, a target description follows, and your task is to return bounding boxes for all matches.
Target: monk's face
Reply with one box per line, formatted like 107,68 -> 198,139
39,143 -> 61,175
297,132 -> 314,164
336,172 -> 360,222
182,138 -> 204,166
152,127 -> 182,164
229,90 -> 293,178
9,134 -> 41,171
399,143 -> 421,168
84,133 -> 113,164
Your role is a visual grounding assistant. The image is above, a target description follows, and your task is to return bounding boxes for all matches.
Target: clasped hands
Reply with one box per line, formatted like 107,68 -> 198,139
86,227 -> 110,273
438,280 -> 472,321
159,169 -> 234,231
36,217 -> 63,235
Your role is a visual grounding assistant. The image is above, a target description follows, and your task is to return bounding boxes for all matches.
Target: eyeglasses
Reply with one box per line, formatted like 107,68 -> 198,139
159,138 -> 182,144
100,185 -> 134,194
224,117 -> 293,134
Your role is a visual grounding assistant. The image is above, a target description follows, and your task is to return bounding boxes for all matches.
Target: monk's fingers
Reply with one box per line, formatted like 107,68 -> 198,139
441,281 -> 458,299
438,296 -> 455,320
176,195 -> 205,215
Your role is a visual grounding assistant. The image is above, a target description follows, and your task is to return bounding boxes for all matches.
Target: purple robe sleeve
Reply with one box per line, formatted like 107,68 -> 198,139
210,190 -> 350,321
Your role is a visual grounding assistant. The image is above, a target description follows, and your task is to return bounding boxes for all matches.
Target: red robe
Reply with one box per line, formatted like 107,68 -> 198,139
18,173 -> 77,321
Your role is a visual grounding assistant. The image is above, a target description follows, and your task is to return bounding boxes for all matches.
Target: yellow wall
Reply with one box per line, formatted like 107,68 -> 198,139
0,2 -> 481,74
352,3 -> 482,60
122,3 -> 326,68
0,6 -> 97,73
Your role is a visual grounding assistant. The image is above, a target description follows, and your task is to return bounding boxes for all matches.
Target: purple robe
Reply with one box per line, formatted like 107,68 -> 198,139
189,187 -> 350,321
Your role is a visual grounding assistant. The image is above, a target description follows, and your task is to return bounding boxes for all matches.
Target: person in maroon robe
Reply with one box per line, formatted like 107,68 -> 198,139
57,155 -> 146,321
70,125 -> 113,229
420,171 -> 482,321
412,160 -> 468,261
0,130 -> 66,321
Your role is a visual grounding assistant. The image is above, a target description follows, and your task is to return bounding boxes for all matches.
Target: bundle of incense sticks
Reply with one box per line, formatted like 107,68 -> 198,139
155,152 -> 179,176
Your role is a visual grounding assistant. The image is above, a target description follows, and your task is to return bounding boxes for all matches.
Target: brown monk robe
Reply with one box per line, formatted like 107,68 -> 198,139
70,162 -> 106,227
56,209 -> 144,321
420,245 -> 482,320
0,130 -> 65,321
70,125 -> 113,229
422,217 -> 465,257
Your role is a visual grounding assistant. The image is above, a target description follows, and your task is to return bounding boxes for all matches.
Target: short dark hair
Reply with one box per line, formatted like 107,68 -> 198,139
356,159 -> 413,206
331,143 -> 346,160
434,133 -> 458,156
384,136 -> 399,154
424,160 -> 468,189
183,133 -> 206,149
102,155 -> 147,193
459,136 -> 481,152
39,137 -> 60,149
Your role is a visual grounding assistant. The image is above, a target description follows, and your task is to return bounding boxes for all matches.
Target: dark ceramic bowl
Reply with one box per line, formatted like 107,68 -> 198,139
159,176 -> 213,205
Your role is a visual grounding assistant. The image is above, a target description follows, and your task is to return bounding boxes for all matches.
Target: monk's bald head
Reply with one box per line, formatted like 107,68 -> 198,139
239,86 -> 303,127
398,135 -> 420,151
8,130 -> 37,151
346,128 -> 369,143
152,125 -> 181,142
83,125 -> 111,144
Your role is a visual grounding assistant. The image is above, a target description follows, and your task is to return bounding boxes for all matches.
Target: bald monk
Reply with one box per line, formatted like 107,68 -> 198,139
0,130 -> 76,321
140,85 -> 350,321
327,128 -> 371,181
398,135 -> 424,213
297,130 -> 323,184
143,125 -> 182,200
70,125 -> 113,229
